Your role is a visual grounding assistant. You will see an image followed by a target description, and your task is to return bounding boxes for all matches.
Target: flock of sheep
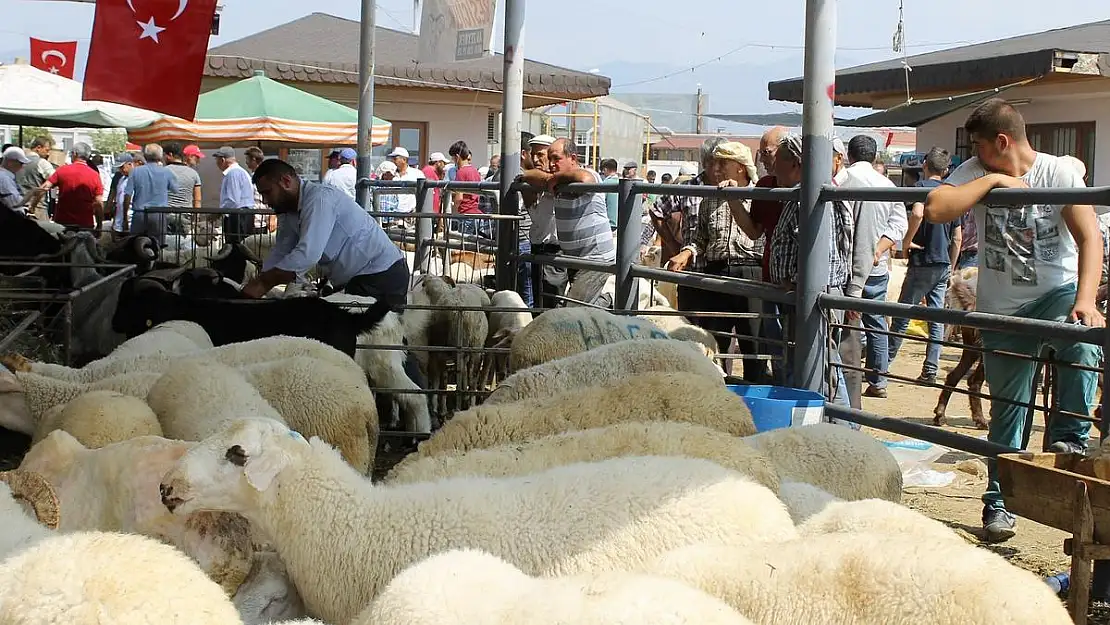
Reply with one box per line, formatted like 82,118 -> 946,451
0,250 -> 1074,624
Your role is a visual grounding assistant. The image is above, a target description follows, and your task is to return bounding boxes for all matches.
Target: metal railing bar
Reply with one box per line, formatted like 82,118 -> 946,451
630,264 -> 794,304
822,404 -> 1023,458
0,310 -> 43,354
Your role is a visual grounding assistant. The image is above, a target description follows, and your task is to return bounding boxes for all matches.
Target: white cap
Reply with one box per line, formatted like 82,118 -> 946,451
2,146 -> 29,164
387,146 -> 409,159
528,134 -> 556,147
832,137 -> 846,156
678,163 -> 697,176
428,151 -> 447,164
377,160 -> 398,174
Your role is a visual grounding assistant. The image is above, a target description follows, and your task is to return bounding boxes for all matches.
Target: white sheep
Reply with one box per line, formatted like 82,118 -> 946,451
360,548 -> 756,625
389,420 -> 776,493
32,389 -> 162,448
484,338 -> 723,406
3,356 -> 378,473
147,360 -> 285,442
233,551 -> 306,625
638,305 -> 718,357
19,431 -> 256,594
799,498 -> 966,545
0,470 -> 59,560
478,289 -> 533,388
508,307 -> 669,372
417,372 -> 755,458
323,292 -> 431,433
743,423 -> 903,502
566,275 -> 669,310
776,480 -> 842,524
159,418 -> 797,625
647,534 -> 1071,625
0,531 -> 246,625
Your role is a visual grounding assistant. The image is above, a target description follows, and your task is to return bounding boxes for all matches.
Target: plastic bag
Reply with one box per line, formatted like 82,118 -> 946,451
882,439 -> 956,488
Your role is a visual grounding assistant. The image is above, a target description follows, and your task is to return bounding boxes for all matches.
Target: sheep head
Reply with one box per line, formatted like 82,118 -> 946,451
233,551 -> 306,624
0,363 -> 33,435
0,353 -> 32,373
0,469 -> 60,529
161,418 -> 308,517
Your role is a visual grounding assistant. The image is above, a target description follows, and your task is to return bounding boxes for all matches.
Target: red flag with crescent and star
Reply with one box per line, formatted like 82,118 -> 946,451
29,38 -> 78,79
83,0 -> 217,119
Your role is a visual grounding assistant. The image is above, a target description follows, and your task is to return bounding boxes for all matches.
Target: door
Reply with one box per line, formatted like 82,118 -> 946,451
374,121 -> 429,169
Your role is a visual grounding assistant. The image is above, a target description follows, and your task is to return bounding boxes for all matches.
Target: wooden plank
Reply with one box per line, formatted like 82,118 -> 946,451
997,453 -> 1110,541
1071,481 -> 1094,625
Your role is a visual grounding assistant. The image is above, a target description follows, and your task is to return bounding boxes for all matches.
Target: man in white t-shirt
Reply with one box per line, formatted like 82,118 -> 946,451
323,147 -> 358,199
925,98 -> 1105,543
386,146 -> 425,218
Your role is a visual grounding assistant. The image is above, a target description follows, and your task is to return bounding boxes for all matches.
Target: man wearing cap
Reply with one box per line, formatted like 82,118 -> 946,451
422,152 -> 449,214
242,158 -> 408,306
27,142 -> 103,228
0,146 -> 30,212
164,142 -> 203,212
521,134 -> 566,307
183,145 -> 205,167
375,160 -> 401,224
622,161 -> 638,180
214,146 -> 258,247
107,153 -> 136,239
386,147 -> 425,218
326,149 -> 342,173
324,148 -> 358,200
599,158 -> 620,231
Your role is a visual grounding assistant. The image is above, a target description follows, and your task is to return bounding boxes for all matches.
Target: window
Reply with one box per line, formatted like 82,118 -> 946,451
376,121 -> 428,168
1026,121 -> 1096,184
487,111 -> 498,143
954,127 -> 971,165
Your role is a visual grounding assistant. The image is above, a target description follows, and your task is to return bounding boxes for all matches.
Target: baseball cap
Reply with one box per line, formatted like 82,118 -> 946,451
678,163 -> 697,176
183,145 -> 205,159
2,146 -> 29,164
339,147 -> 357,161
377,160 -> 398,175
115,152 -> 134,166
386,146 -> 409,159
428,152 -> 448,164
528,134 -> 556,147
212,146 -> 236,159
832,137 -> 846,156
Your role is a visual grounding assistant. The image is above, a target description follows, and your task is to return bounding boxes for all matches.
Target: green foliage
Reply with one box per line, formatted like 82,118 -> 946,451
89,129 -> 127,155
19,126 -> 53,147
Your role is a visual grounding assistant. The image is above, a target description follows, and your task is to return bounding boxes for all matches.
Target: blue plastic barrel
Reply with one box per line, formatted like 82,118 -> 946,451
727,384 -> 826,433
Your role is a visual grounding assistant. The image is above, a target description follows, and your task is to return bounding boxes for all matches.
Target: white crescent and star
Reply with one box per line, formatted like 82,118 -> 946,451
128,0 -> 191,44
40,49 -> 68,73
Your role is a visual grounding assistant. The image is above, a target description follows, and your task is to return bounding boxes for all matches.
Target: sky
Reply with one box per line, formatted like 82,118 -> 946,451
1,0 -> 1107,117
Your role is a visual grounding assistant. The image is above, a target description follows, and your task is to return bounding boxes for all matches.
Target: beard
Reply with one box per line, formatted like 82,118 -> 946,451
269,187 -> 298,213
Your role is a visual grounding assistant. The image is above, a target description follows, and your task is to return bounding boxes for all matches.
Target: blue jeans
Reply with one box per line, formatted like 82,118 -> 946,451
982,282 -> 1102,511
453,217 -> 493,240
861,273 -> 890,388
888,264 -> 950,377
517,239 -> 533,307
957,249 -> 978,270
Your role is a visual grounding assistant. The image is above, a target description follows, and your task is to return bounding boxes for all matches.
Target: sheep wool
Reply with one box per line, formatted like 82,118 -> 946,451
509,307 -> 668,372
648,534 -> 1071,625
0,531 -> 246,625
484,338 -> 723,406
0,479 -> 55,561
743,423 -> 902,502
418,372 -> 755,458
638,307 -> 718,359
799,498 -> 966,545
159,419 -> 797,625
776,480 -> 841,524
360,548 -> 756,625
233,552 -> 306,625
0,367 -> 164,436
389,420 -> 778,493
32,390 -> 162,448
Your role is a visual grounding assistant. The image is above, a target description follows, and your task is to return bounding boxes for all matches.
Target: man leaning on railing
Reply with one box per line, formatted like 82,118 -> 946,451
924,97 -> 1105,544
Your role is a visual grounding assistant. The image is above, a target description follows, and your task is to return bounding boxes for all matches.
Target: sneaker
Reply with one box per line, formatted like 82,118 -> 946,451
983,508 -> 1017,543
863,385 -> 888,398
917,372 -> 938,384
1048,440 -> 1087,455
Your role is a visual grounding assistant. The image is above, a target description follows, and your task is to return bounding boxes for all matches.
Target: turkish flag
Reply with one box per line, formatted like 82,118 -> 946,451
83,0 -> 217,120
29,38 -> 78,79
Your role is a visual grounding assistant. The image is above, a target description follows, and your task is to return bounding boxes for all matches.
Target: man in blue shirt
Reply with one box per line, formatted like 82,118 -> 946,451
241,158 -> 408,306
126,144 -> 178,244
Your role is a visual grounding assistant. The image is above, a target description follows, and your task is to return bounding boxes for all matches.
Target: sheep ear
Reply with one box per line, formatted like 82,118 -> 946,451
0,366 -> 22,392
243,445 -> 290,492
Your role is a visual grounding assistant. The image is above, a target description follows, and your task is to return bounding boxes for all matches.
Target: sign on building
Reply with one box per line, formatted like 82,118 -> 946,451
417,0 -> 499,64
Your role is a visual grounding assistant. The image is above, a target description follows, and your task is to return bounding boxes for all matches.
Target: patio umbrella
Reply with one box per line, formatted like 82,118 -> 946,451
128,70 -> 391,147
0,62 -> 159,129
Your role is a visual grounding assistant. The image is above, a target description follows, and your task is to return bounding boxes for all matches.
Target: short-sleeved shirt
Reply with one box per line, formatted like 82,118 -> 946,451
394,167 -> 425,214
48,162 -> 104,227
15,154 -> 54,195
220,163 -> 255,210
944,153 -> 1084,315
263,181 -> 405,287
165,163 -> 201,209
750,174 -> 783,281
908,178 -> 959,267
601,173 -> 620,228
453,165 -> 483,214
553,167 -> 616,262
0,168 -> 23,211
126,163 -> 178,213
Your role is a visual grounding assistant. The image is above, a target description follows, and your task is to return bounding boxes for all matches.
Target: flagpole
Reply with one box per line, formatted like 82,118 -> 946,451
355,0 -> 377,209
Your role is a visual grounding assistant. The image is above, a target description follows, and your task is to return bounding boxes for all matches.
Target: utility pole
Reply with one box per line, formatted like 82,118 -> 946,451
495,0 -> 526,292
355,0 -> 377,209
695,85 -> 704,134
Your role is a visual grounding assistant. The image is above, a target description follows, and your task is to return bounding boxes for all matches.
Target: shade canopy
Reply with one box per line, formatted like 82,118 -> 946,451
0,62 -> 160,129
128,71 -> 391,147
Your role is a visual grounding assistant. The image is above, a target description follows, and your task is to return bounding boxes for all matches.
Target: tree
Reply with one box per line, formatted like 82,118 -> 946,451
19,127 -> 53,147
89,129 -> 127,155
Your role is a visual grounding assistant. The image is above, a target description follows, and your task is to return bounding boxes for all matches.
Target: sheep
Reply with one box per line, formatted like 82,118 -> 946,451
646,534 -> 1071,625
743,423 -> 902,502
323,292 -> 431,434
508,307 -> 669,372
110,274 -> 394,357
359,548 -> 756,625
233,552 -> 306,625
147,360 -> 285,441
0,531 -> 246,625
2,356 -> 378,472
478,289 -> 533,387
639,305 -> 719,359
799,498 -> 967,545
9,334 -> 363,384
388,420 -> 777,493
32,389 -> 163,448
19,431 -> 255,595
0,470 -> 59,560
483,338 -> 724,406
158,418 -> 798,625
418,372 -> 755,458
776,480 -> 842,524
569,275 -> 669,310
89,319 -> 213,363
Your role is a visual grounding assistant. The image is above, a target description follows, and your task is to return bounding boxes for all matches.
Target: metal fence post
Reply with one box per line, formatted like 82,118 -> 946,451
794,0 -> 836,392
495,0 -> 525,293
354,0 -> 377,209
413,180 -> 433,273
615,178 -> 642,310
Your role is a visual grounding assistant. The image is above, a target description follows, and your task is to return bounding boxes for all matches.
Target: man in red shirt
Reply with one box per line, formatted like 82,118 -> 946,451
421,152 -> 448,213
29,142 -> 103,228
448,140 -> 487,238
